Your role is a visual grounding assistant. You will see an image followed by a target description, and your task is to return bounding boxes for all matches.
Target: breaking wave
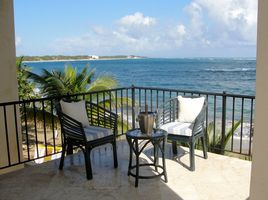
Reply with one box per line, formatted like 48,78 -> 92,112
203,68 -> 255,72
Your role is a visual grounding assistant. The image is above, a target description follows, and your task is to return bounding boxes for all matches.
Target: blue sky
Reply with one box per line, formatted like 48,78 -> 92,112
14,0 -> 257,58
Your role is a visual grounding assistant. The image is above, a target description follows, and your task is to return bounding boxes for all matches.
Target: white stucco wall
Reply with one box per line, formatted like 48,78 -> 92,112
250,0 -> 268,199
0,0 -> 23,174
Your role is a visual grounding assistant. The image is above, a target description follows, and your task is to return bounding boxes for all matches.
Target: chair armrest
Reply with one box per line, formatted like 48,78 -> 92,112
58,111 -> 86,141
85,101 -> 118,133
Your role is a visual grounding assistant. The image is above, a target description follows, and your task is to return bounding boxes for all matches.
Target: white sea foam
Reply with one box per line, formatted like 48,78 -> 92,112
204,68 -> 255,72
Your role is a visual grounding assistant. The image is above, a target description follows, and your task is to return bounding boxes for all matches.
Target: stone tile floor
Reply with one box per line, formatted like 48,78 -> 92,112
0,139 -> 251,200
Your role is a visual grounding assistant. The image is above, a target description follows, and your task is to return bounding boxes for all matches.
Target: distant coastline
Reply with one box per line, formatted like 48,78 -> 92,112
20,55 -> 146,62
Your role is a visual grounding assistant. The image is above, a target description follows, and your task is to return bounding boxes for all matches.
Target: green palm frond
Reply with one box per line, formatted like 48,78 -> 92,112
206,120 -> 241,153
224,120 -> 241,148
28,64 -> 102,97
88,74 -> 118,92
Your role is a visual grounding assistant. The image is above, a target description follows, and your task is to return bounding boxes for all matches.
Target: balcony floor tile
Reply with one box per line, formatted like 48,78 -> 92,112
0,139 -> 251,200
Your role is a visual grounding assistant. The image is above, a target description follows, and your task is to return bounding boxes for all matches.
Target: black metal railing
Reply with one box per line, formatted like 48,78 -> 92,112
131,86 -> 255,157
0,86 -> 255,170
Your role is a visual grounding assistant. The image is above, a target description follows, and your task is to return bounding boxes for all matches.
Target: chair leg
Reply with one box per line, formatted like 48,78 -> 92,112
153,142 -> 159,172
201,136 -> 208,159
112,140 -> 118,168
59,142 -> 66,170
189,141 -> 195,171
172,141 -> 177,155
84,148 -> 93,180
66,139 -> 73,155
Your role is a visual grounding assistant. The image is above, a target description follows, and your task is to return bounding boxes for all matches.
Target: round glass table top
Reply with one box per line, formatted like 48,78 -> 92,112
126,128 -> 167,140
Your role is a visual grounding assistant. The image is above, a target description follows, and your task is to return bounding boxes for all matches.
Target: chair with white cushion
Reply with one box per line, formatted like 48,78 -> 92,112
156,96 -> 208,171
56,100 -> 118,180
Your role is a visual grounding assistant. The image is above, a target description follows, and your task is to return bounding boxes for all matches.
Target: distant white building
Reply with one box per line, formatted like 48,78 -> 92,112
90,55 -> 99,59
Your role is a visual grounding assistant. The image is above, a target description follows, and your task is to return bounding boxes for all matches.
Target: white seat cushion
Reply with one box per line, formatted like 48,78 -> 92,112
160,121 -> 193,136
177,96 -> 205,123
60,100 -> 89,127
84,125 -> 113,141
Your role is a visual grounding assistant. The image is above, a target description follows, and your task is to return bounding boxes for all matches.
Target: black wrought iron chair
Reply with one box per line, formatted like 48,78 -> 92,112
56,100 -> 118,180
156,96 -> 208,171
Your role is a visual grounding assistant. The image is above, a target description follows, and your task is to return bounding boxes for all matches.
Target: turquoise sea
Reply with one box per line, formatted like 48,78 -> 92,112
25,58 -> 256,96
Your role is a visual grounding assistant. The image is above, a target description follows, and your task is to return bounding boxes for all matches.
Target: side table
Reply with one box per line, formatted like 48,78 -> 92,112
126,128 -> 168,187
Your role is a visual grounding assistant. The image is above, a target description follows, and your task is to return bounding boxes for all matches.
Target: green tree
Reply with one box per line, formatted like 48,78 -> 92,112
27,64 -> 118,97
27,64 -> 130,133
16,57 -> 37,100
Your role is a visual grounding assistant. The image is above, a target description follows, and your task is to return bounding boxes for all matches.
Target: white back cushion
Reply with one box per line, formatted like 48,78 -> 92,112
60,100 -> 89,127
177,96 -> 205,123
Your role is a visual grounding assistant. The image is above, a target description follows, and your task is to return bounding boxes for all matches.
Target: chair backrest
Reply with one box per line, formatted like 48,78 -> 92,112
57,111 -> 86,141
56,100 -> 87,142
156,97 -> 178,127
156,95 -> 207,131
56,100 -> 118,140
84,101 -> 118,131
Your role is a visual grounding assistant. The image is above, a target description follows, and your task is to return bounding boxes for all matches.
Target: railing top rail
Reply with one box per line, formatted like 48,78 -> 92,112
132,86 -> 255,99
0,87 -> 130,106
0,86 -> 255,106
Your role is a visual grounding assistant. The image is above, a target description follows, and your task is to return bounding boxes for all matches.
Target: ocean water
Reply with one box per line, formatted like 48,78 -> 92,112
25,58 -> 256,96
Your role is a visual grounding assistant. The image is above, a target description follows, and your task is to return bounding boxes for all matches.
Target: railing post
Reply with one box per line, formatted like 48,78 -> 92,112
131,85 -> 136,129
221,91 -> 227,154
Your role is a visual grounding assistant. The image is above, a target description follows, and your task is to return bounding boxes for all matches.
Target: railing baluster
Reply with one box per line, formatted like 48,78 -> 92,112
3,106 -> 11,165
150,89 -> 153,111
89,93 -> 92,103
221,92 -> 227,154
139,88 -> 141,109
33,102 -> 39,158
231,97 -> 235,152
248,98 -> 254,156
240,98 -> 244,154
126,89 -> 129,130
205,94 -> 209,140
90,94 -> 93,125
145,89 -> 147,107
109,91 -> 112,112
169,91 -> 172,123
131,86 -> 135,129
213,96 -> 216,150
162,91 -> 165,124
115,90 -> 118,135
42,101 -> 48,156
13,104 -> 21,163
156,90 -> 159,109
109,91 -> 112,128
97,93 -> 100,126
23,102 -> 30,160
121,89 -> 123,134
50,100 -> 56,153
103,92 -> 106,126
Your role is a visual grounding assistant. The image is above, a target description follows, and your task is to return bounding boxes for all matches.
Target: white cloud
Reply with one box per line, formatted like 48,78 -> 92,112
47,3 -> 257,57
115,12 -> 158,46
50,31 -> 117,55
186,0 -> 257,46
92,26 -> 107,35
185,2 -> 204,38
50,12 -> 161,55
168,24 -> 187,47
176,24 -> 186,36
118,12 -> 156,27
